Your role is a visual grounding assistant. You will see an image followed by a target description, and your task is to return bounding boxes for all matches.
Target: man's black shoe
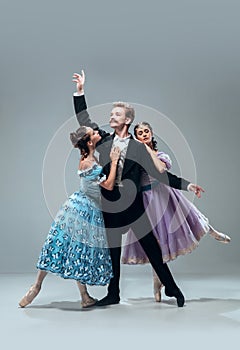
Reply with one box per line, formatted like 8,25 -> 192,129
175,290 -> 185,307
165,288 -> 185,307
95,295 -> 120,307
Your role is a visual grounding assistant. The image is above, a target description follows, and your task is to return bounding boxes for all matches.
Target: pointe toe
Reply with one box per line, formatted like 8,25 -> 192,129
211,231 -> 231,243
18,285 -> 40,308
81,298 -> 97,309
223,234 -> 231,243
154,283 -> 163,302
154,291 -> 161,302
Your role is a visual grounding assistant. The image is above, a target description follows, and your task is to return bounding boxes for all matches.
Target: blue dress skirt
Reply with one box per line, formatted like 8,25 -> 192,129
36,164 -> 113,286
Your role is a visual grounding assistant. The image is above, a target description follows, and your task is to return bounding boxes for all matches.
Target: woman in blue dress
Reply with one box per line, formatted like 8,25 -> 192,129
19,126 -> 120,308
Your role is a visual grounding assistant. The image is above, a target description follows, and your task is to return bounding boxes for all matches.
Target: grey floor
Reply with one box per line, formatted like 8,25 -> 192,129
1,265 -> 240,349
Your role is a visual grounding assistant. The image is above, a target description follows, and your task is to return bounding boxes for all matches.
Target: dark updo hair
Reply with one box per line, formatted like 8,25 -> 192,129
70,126 -> 91,159
134,121 -> 158,151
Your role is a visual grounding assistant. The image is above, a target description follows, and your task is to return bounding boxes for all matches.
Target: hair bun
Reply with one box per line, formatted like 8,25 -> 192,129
70,126 -> 88,147
70,132 -> 78,147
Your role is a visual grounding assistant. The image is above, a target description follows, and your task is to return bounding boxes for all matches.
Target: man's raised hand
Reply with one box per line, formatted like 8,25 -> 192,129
72,70 -> 85,94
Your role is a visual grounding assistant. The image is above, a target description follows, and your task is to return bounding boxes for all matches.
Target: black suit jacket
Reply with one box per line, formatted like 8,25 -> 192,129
74,95 -> 190,192
73,95 -> 190,228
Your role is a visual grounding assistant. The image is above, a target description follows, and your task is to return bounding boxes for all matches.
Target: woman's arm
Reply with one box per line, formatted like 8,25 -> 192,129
139,142 -> 190,190
100,147 -> 120,190
145,145 -> 167,173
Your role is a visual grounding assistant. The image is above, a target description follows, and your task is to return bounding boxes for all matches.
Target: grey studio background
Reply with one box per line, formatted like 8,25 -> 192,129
0,0 -> 239,275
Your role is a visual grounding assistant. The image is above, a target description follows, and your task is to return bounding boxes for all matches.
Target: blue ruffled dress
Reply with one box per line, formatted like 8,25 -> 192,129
36,163 -> 113,285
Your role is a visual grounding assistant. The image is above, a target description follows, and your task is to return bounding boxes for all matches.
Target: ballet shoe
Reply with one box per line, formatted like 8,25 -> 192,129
154,290 -> 162,303
209,227 -> 231,244
19,285 -> 41,308
153,278 -> 164,303
81,294 -> 98,308
81,298 -> 97,308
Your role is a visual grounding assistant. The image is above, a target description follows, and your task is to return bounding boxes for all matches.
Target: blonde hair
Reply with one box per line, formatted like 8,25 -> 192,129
113,101 -> 135,123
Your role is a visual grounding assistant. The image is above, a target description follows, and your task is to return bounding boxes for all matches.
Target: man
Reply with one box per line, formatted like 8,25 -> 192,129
72,70 -> 203,307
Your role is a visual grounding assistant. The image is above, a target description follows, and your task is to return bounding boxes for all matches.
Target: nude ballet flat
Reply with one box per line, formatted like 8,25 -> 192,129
209,226 -> 231,244
81,297 -> 97,308
19,285 -> 41,308
153,277 -> 164,303
154,290 -> 162,302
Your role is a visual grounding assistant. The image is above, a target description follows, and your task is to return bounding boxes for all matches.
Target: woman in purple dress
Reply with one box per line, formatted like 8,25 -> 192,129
121,122 -> 231,302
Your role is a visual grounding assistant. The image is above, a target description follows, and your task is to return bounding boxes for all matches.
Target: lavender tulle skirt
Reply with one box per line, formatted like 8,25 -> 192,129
122,181 -> 210,264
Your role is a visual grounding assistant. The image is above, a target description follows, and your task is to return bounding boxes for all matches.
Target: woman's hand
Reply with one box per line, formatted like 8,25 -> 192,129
100,147 -> 121,190
110,146 -> 120,164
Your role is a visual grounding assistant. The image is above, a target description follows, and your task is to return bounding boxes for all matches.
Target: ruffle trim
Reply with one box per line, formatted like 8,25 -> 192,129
122,227 -> 208,264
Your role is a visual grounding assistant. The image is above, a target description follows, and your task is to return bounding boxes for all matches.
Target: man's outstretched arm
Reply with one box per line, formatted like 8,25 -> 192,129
72,71 -> 98,128
72,71 -> 109,137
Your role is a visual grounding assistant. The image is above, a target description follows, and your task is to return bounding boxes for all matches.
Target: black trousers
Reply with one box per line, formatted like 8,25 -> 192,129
102,193 -> 180,298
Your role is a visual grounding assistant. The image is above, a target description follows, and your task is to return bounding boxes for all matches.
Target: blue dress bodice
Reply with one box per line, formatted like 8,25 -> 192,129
78,163 -> 105,206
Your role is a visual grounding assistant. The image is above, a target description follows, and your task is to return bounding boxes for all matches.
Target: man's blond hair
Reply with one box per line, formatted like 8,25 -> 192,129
113,101 -> 135,123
